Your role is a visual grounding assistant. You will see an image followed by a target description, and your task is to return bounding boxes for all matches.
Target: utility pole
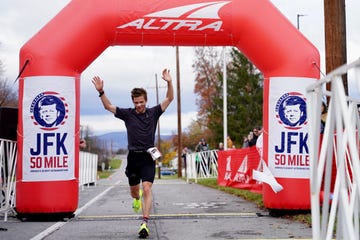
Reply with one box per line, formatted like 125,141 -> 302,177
155,73 -> 161,179
324,0 -> 347,94
148,74 -> 166,178
296,14 -> 306,30
155,74 -> 160,147
176,46 -> 182,178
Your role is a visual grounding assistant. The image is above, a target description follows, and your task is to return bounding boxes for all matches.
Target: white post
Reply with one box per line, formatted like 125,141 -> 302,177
222,47 -> 228,150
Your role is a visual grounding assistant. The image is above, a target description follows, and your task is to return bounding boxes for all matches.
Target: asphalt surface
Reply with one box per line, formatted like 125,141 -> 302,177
0,159 -> 313,240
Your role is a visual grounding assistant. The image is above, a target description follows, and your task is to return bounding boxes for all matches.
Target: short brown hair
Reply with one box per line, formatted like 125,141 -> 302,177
131,88 -> 147,101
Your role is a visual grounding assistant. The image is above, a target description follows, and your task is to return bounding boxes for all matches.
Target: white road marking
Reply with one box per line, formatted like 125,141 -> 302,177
30,180 -> 121,240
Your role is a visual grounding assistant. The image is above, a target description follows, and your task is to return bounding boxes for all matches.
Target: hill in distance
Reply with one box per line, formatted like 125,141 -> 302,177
96,131 -> 174,151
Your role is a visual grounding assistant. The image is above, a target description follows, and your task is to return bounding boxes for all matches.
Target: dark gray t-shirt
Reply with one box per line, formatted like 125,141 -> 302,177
114,104 -> 163,150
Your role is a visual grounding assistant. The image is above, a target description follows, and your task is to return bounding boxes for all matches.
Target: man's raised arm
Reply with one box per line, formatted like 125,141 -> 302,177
92,76 -> 116,114
160,68 -> 174,112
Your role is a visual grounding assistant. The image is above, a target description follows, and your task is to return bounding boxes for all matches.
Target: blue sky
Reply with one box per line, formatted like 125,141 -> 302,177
1,0 -> 359,135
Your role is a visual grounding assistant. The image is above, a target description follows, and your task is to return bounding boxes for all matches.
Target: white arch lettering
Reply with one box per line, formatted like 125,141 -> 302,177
118,19 -> 222,31
197,20 -> 222,31
118,19 -> 145,29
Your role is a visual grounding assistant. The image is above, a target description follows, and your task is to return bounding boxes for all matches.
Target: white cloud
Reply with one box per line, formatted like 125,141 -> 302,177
80,114 -> 126,135
159,111 -> 199,134
81,46 -> 197,99
0,0 -> 71,81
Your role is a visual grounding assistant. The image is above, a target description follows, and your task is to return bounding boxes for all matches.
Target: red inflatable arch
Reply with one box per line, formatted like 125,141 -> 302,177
17,0 -> 319,214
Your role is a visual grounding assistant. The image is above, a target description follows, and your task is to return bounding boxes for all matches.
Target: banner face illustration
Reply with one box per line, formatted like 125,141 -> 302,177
22,76 -> 76,182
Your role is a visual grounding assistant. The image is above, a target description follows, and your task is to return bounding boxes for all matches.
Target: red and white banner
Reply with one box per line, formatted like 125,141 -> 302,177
22,76 -> 76,182
217,147 -> 261,192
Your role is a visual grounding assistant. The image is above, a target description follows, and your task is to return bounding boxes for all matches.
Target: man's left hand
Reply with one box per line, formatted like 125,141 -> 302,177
162,68 -> 172,82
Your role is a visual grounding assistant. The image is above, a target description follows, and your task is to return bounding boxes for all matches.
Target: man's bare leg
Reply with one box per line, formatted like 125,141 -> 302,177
130,184 -> 141,199
142,181 -> 153,218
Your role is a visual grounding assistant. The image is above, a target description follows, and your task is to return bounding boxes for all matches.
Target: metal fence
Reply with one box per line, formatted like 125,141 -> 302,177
306,58 -> 360,240
0,139 -> 98,221
0,138 -> 17,221
185,150 -> 218,183
79,151 -> 98,189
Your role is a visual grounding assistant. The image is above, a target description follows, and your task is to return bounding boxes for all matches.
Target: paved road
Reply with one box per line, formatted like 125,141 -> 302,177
0,161 -> 313,240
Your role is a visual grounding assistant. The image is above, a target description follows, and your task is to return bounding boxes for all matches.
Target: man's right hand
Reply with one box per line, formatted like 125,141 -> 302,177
92,76 -> 104,92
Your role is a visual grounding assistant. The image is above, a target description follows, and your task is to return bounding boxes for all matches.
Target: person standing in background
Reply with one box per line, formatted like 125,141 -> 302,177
227,136 -> 233,149
248,126 -> 261,147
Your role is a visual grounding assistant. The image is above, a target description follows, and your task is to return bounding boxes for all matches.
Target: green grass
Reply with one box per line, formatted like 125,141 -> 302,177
97,158 -> 122,179
109,158 -> 122,169
195,178 -> 312,226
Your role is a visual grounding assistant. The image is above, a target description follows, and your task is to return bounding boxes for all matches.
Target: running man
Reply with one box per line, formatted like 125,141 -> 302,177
92,68 -> 174,238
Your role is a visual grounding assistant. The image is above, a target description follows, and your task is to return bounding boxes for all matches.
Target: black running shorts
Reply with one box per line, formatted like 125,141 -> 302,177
125,151 -> 156,186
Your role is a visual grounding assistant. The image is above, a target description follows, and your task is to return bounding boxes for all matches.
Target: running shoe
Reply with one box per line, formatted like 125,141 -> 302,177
132,189 -> 143,213
138,223 -> 149,238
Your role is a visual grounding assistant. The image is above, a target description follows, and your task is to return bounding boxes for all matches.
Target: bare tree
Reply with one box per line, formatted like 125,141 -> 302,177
0,58 -> 18,107
192,47 -> 222,130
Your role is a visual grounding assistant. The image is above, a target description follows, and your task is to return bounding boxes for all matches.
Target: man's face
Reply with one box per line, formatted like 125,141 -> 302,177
39,104 -> 59,124
133,96 -> 147,113
284,104 -> 302,124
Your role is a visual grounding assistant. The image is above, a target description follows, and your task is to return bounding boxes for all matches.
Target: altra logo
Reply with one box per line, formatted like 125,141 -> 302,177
117,1 -> 231,32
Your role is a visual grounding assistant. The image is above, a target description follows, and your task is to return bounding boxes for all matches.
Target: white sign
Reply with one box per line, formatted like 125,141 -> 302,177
22,76 -> 76,182
268,77 -> 316,179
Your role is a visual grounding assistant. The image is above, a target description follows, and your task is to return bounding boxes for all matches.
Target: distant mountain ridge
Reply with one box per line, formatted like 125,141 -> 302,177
96,132 -> 128,150
96,131 -> 174,150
